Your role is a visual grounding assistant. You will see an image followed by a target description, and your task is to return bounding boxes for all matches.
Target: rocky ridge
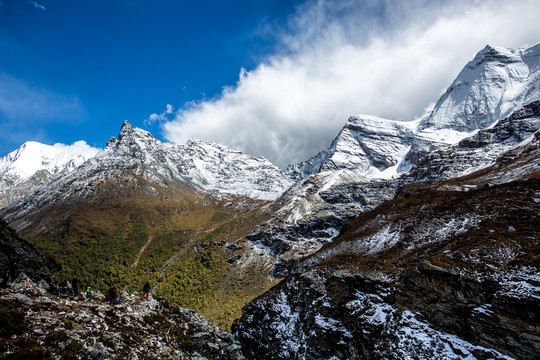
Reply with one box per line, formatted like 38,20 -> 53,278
0,121 -> 292,215
0,279 -> 244,360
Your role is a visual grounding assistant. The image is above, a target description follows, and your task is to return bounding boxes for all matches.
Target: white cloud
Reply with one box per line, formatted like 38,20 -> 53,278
144,104 -> 174,126
163,0 -> 540,168
28,1 -> 46,11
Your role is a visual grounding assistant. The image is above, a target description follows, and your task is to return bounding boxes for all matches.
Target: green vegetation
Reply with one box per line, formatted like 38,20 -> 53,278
26,189 -> 277,329
30,215 -> 151,291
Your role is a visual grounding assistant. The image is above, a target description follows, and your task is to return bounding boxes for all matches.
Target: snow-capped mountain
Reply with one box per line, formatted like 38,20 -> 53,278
96,120 -> 293,200
290,44 -> 540,181
246,44 -> 540,276
287,115 -> 418,180
409,43 -> 540,163
1,121 -> 293,232
0,141 -> 100,192
235,134 -> 540,359
0,141 -> 100,209
419,44 -> 540,135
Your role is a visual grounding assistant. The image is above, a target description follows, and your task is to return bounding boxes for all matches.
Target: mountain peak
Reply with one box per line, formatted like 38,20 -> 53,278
107,121 -> 157,151
474,44 -> 518,62
118,120 -> 135,139
417,43 -> 540,138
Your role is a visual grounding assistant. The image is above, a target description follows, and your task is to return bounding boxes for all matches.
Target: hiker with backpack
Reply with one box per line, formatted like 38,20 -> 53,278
85,286 -> 92,300
141,281 -> 151,300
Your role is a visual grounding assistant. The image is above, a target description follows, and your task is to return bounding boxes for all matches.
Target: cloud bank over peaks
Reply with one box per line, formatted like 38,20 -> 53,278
162,0 -> 540,169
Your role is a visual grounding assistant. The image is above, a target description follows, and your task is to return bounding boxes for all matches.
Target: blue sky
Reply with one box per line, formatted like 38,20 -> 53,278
1,0 -> 539,167
0,0 -> 300,154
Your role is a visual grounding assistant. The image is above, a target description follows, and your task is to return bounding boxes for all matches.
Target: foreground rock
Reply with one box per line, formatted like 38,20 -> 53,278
0,280 -> 245,359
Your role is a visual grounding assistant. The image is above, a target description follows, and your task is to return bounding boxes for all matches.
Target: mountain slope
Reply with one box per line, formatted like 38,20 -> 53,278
235,136 -> 540,359
0,122 -> 291,328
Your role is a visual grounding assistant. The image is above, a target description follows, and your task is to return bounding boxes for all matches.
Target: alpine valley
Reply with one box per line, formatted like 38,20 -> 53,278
1,43 -> 539,360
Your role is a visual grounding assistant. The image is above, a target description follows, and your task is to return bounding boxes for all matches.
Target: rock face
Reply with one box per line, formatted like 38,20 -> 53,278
0,217 -> 52,287
0,279 -> 245,359
235,147 -> 540,359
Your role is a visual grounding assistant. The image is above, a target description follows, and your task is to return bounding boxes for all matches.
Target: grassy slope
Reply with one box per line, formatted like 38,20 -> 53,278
24,177 -> 278,329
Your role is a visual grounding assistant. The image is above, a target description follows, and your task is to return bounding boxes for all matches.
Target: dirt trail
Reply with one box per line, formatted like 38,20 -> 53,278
131,236 -> 153,268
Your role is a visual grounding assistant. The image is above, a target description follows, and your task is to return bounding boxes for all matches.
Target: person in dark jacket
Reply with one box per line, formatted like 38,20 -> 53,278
107,284 -> 117,306
72,275 -> 79,297
141,281 -> 151,300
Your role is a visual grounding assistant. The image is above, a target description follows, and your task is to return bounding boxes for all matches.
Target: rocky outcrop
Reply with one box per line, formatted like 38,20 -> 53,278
0,218 -> 52,287
0,279 -> 245,359
407,100 -> 540,182
396,262 -> 540,359
236,265 -> 540,360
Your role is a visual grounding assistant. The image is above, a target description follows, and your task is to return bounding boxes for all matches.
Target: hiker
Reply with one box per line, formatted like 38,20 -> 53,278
51,279 -> 61,296
65,280 -> 73,296
107,284 -> 117,306
141,281 -> 151,300
59,280 -> 67,296
85,286 -> 92,300
72,275 -> 79,297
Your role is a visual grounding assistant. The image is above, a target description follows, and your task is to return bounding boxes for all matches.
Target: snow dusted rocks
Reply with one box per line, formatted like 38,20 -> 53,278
236,161 -> 540,359
287,115 -> 417,180
103,121 -> 292,200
